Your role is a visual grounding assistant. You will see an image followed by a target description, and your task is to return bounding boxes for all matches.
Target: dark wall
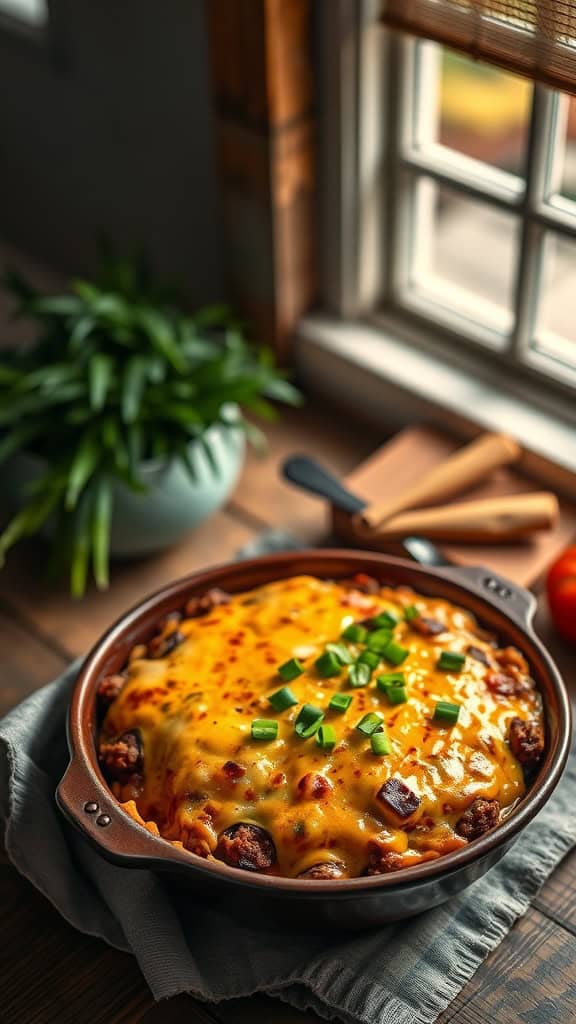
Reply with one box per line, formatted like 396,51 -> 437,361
0,1 -> 223,304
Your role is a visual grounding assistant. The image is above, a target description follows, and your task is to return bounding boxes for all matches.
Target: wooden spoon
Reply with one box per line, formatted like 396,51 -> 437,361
358,432 -> 521,532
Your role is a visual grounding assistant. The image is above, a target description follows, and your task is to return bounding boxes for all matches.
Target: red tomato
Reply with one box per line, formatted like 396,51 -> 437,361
547,545 -> 576,643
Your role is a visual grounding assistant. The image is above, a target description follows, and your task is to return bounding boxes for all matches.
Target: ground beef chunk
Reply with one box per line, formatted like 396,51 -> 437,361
508,717 -> 545,767
222,760 -> 245,780
147,630 -> 185,659
365,847 -> 405,875
485,669 -> 531,697
412,616 -> 446,637
297,773 -> 333,800
343,573 -> 381,595
215,823 -> 276,872
494,646 -> 529,675
466,645 -> 491,666
298,860 -> 347,879
184,588 -> 231,618
99,730 -> 143,780
455,798 -> 500,840
97,674 -> 125,711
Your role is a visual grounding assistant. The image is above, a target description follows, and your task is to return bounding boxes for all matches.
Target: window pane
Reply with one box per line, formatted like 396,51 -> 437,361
556,94 -> 576,204
533,232 -> 576,368
411,179 -> 518,335
0,0 -> 47,25
417,43 -> 531,177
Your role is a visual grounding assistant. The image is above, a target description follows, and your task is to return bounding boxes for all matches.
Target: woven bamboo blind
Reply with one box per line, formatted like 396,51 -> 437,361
380,2 -> 576,95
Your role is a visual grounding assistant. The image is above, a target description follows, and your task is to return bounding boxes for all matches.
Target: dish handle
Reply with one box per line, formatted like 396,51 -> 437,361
435,563 -> 537,629
56,755 -> 162,863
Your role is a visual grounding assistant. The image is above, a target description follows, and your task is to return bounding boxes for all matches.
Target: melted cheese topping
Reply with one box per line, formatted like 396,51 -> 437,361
101,575 -> 543,878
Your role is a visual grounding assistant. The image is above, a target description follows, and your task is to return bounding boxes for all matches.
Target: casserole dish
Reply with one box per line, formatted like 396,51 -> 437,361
57,550 -> 570,927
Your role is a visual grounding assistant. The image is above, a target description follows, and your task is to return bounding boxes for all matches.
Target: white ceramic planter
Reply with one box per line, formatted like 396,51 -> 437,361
1,416 -> 245,558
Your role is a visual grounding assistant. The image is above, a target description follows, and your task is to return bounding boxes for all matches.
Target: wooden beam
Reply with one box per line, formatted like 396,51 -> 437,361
206,0 -> 317,360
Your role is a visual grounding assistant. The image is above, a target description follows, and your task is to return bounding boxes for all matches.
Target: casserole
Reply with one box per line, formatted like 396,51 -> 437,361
96,573 -> 543,878
57,551 -> 570,926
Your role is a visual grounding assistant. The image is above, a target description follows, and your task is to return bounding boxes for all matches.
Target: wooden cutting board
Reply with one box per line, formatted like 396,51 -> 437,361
331,426 -> 576,589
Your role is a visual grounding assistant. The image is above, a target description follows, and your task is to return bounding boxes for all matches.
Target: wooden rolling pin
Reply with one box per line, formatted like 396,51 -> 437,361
370,492 -> 558,543
358,432 -> 521,532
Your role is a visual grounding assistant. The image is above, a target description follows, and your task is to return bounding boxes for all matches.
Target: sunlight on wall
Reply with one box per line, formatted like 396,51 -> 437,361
0,0 -> 47,26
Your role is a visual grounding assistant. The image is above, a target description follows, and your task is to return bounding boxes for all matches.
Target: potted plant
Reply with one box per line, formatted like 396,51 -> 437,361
0,251 -> 301,597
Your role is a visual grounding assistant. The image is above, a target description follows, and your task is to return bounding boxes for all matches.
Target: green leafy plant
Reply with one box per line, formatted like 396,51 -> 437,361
0,251 -> 301,597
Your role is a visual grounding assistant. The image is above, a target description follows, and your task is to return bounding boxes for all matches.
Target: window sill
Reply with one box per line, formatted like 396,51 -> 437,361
296,313 -> 576,491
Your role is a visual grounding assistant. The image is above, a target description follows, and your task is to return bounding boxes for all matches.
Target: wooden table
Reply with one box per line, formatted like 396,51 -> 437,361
1,405 -> 575,1024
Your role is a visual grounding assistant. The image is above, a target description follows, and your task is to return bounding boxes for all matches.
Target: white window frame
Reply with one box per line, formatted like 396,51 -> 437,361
299,0 -> 576,472
390,39 -> 576,392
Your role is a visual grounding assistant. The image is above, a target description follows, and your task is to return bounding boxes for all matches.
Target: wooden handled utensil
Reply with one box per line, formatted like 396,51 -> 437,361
375,492 -> 559,543
358,432 -> 521,533
282,456 -> 557,544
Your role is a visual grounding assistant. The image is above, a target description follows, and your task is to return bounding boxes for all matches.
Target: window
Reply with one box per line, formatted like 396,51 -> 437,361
386,36 -> 576,394
315,1 -> 576,427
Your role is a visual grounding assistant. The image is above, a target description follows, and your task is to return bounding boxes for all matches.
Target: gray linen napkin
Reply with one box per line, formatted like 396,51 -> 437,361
1,531 -> 575,1024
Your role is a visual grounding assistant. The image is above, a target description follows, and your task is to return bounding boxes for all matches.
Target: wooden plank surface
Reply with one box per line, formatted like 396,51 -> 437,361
0,510 -> 255,659
436,907 -> 576,1023
0,406 -> 575,1024
0,845 -> 154,1024
0,608 -> 67,717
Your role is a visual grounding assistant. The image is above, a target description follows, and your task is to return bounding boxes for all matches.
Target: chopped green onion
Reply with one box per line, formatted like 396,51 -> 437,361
377,672 -> 408,703
356,711 -> 384,736
278,657 -> 304,681
251,719 -> 278,740
294,703 -> 325,738
341,623 -> 368,643
316,724 -> 337,751
404,604 -> 419,622
326,642 -> 354,665
358,650 -> 380,670
377,671 -> 405,690
348,662 -> 372,688
315,651 -> 342,678
385,684 -> 408,705
329,692 -> 352,713
371,730 -> 392,756
437,651 -> 466,672
371,610 -> 399,629
268,686 -> 298,712
382,640 -> 409,666
367,628 -> 394,653
433,701 -> 461,724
